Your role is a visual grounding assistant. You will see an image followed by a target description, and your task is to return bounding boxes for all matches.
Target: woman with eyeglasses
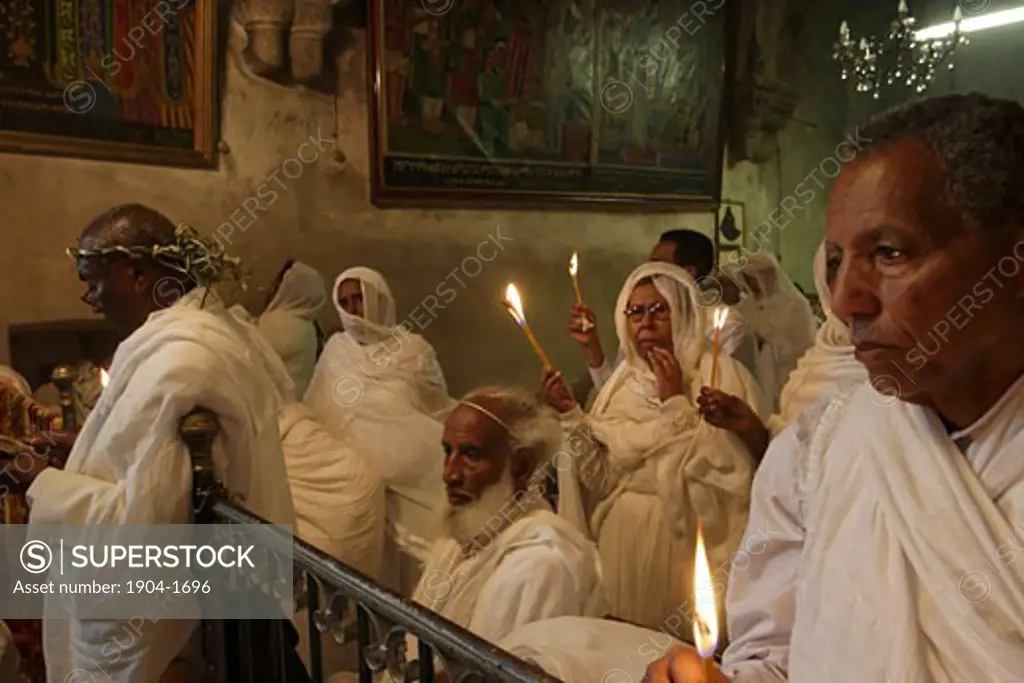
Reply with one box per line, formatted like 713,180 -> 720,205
539,261 -> 765,631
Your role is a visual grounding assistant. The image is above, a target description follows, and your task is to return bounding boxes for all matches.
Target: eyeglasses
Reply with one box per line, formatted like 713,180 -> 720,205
624,301 -> 670,323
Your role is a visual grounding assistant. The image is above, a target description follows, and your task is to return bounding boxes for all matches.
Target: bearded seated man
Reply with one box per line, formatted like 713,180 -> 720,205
646,94 -> 1024,683
409,387 -> 604,655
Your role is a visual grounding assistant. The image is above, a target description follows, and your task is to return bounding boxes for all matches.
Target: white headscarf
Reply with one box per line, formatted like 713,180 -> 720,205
772,244 -> 867,431
257,262 -> 326,399
320,266 -> 451,416
333,266 -> 398,345
735,254 -> 817,350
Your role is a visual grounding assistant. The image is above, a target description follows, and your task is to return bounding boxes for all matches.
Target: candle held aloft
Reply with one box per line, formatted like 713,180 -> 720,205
693,522 -> 719,682
503,283 -> 553,369
568,252 -> 593,332
100,368 -> 110,389
569,252 -> 583,306
709,307 -> 729,389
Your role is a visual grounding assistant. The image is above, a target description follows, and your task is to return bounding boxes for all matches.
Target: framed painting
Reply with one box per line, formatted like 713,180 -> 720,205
367,0 -> 732,209
0,0 -> 217,167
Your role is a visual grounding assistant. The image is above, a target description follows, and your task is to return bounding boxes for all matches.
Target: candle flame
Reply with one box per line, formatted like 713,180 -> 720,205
693,523 -> 719,659
504,283 -> 527,327
100,368 -> 110,389
712,306 -> 730,331
569,252 -> 579,277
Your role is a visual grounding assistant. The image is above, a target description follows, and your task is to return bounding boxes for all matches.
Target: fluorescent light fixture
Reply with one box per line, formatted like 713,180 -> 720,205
915,6 -> 1024,41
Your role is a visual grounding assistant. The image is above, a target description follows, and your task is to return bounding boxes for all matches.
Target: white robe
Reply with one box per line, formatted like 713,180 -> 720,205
765,243 -> 867,435
27,288 -> 296,683
499,616 -> 684,683
723,375 -> 1024,683
559,262 -> 759,630
306,267 -> 453,596
411,508 -> 605,645
257,262 -> 326,399
729,255 -> 817,412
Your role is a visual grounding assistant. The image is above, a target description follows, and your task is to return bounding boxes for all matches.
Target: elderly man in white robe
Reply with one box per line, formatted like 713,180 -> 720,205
410,386 -> 603,650
304,266 -> 453,596
698,243 -> 868,462
645,92 -> 1024,682
544,261 -> 761,631
572,230 -> 759,403
11,204 -> 297,683
257,260 -> 327,398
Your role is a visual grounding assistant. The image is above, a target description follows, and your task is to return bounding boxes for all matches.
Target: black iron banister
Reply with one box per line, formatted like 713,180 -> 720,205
211,501 -> 560,682
180,407 -> 561,683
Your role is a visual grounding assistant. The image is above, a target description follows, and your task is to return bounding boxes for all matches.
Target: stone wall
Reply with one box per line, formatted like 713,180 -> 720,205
0,8 -> 852,394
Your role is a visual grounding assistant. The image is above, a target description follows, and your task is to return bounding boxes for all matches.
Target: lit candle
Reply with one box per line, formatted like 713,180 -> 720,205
503,283 -> 553,369
709,307 -> 729,389
693,522 -> 719,682
100,368 -> 110,390
568,252 -> 593,332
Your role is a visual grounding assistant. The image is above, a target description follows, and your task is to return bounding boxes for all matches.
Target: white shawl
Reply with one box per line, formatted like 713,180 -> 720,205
499,616 -> 683,683
790,377 -> 1024,683
730,254 -> 817,410
27,287 -> 296,683
306,267 -> 454,593
559,262 -> 760,578
769,244 -> 867,433
412,508 -> 605,644
257,262 -> 326,399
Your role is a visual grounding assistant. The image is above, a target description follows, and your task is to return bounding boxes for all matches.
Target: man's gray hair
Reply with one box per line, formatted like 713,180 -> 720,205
460,385 -> 563,469
856,93 -> 1024,239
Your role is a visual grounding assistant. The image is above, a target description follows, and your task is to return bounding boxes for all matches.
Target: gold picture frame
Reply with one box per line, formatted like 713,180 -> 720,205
0,0 -> 218,168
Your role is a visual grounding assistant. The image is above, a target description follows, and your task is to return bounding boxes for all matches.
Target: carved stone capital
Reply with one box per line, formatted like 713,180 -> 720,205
728,75 -> 799,165
290,0 -> 335,83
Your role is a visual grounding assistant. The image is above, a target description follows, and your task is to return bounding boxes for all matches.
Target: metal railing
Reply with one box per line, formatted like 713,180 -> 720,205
180,408 -> 561,683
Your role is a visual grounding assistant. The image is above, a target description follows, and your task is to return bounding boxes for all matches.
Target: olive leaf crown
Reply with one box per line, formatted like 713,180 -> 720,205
66,223 -> 249,290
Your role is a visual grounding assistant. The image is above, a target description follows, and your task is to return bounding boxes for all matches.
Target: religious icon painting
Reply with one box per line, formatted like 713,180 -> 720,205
0,0 -> 218,167
367,0 -> 735,209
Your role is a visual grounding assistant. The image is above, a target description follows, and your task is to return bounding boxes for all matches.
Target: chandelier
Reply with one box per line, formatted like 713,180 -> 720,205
833,1 -> 970,98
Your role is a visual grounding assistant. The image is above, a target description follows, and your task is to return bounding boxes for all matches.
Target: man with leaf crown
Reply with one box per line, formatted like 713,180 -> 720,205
11,204 -> 298,683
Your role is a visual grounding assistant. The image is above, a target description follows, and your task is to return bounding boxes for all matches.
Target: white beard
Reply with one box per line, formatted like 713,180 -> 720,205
441,469 -> 516,548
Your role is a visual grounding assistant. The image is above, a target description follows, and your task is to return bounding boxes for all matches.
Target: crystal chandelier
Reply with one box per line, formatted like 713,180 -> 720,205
833,1 -> 970,99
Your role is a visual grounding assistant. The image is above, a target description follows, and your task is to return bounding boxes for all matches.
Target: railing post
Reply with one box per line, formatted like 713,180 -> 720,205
51,365 -> 77,432
181,408 -> 229,683
181,408 -> 221,525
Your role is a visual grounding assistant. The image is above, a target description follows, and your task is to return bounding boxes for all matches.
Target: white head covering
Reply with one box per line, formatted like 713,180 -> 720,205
611,261 -> 706,377
266,262 -> 327,321
773,243 -> 868,431
333,266 -> 397,345
257,262 -> 326,399
735,253 -> 817,350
